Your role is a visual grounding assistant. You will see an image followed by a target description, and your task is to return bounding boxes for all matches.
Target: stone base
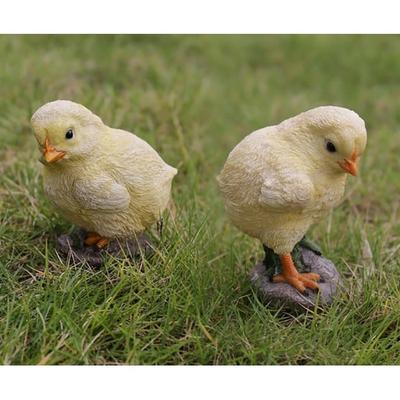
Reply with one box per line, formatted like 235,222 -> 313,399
55,229 -> 153,268
250,248 -> 342,312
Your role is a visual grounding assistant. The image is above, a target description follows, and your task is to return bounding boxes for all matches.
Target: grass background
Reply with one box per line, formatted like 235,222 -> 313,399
1,35 -> 400,365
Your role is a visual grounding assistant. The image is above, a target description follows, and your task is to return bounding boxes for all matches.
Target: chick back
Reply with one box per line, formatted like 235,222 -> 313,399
96,128 -> 177,235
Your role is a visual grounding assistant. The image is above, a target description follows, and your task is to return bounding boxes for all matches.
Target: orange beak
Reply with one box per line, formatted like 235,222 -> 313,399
43,138 -> 66,163
338,150 -> 358,176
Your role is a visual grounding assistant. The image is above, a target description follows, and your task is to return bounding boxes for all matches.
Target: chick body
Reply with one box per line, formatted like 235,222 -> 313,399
32,101 -> 177,239
218,106 -> 366,254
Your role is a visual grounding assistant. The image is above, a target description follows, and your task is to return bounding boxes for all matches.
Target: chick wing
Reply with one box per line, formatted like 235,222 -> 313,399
259,171 -> 315,212
73,177 -> 130,213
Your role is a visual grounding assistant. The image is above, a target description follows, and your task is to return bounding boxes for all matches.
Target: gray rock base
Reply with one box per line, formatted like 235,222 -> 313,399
56,229 -> 153,268
250,248 -> 342,312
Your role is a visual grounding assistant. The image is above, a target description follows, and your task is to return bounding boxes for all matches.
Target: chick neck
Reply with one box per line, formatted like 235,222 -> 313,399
279,128 -> 345,180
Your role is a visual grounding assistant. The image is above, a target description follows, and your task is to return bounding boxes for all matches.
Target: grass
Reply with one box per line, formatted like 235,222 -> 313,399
1,35 -> 400,365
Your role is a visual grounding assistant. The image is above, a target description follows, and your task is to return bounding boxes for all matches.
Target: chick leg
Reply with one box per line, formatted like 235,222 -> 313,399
272,254 -> 320,293
84,232 -> 109,249
84,232 -> 102,246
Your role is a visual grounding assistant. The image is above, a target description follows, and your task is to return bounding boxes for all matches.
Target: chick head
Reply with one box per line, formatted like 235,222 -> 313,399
31,100 -> 104,165
297,106 -> 367,176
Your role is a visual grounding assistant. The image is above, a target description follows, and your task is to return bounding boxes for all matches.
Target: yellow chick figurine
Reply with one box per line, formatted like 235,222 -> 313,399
218,106 -> 367,293
31,100 -> 177,248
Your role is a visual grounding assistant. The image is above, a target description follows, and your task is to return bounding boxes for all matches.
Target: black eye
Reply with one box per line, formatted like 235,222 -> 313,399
65,129 -> 74,139
326,141 -> 336,153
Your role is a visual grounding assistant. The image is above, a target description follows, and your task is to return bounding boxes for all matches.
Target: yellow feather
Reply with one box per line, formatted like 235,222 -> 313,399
32,100 -> 177,238
218,106 -> 367,254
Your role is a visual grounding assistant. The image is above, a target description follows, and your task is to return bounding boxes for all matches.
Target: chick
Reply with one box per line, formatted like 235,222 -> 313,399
218,106 -> 367,292
31,100 -> 177,248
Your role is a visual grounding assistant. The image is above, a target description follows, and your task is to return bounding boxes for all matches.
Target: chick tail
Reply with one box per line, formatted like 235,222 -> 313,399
168,166 -> 178,178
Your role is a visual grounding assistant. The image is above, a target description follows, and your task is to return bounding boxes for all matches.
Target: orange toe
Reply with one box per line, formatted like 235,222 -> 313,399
298,275 -> 320,290
84,232 -> 102,246
84,232 -> 109,248
96,238 -> 109,249
301,272 -> 321,281
273,274 -> 306,292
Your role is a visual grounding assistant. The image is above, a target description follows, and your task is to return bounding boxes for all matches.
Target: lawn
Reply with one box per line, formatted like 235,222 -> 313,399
1,35 -> 400,365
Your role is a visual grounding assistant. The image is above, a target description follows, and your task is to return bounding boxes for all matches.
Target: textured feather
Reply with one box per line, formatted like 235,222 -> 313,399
73,177 -> 130,212
259,171 -> 314,211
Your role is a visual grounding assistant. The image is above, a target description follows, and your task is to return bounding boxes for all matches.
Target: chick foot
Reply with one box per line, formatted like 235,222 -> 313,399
84,232 -> 110,249
273,272 -> 320,292
273,254 -> 320,293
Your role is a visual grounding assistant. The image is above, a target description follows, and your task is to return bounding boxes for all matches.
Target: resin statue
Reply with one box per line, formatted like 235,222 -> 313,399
31,100 -> 177,250
218,106 -> 367,294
